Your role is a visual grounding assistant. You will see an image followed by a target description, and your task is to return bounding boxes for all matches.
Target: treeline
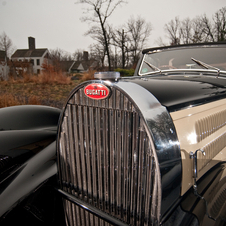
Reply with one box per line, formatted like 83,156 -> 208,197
75,0 -> 226,70
161,6 -> 226,46
47,15 -> 152,70
64,4 -> 226,70
0,4 -> 225,71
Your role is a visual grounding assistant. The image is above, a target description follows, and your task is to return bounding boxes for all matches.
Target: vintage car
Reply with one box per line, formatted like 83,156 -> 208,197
1,42 -> 226,226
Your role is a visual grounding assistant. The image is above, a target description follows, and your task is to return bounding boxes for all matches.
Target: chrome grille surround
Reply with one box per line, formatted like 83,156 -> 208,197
57,81 -> 163,226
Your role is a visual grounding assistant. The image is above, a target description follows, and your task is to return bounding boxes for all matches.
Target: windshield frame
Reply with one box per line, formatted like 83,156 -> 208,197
138,43 -> 226,76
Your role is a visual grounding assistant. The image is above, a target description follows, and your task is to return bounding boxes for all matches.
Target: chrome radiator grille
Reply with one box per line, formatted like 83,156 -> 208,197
57,84 -> 161,226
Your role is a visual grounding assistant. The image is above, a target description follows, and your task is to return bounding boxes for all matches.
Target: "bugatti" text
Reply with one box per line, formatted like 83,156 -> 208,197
86,89 -> 107,96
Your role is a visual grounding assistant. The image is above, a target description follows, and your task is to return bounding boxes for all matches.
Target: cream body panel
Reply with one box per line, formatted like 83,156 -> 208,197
170,99 -> 226,195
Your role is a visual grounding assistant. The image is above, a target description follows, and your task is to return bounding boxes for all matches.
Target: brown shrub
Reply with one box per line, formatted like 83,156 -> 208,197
0,94 -> 24,108
22,73 -> 33,83
8,70 -> 71,85
39,59 -> 71,85
38,72 -> 71,85
81,70 -> 95,81
27,95 -> 41,105
0,94 -> 41,108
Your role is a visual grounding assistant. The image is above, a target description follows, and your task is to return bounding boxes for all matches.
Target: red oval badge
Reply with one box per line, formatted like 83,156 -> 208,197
84,83 -> 110,100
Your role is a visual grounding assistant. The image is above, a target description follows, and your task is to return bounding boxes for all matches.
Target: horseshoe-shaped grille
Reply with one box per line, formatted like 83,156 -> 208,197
57,84 -> 161,226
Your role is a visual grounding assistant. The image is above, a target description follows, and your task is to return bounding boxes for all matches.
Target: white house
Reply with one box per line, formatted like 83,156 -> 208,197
11,37 -> 49,74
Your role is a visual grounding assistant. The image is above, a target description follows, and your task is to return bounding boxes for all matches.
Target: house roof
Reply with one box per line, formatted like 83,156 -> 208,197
59,61 -> 75,72
0,50 -> 6,61
11,48 -> 48,58
71,60 -> 98,71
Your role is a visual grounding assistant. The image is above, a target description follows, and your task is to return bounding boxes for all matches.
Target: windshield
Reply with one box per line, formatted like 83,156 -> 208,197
139,46 -> 226,75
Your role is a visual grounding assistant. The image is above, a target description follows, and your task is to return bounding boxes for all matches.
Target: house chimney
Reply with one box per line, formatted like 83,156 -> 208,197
28,37 -> 35,50
83,51 -> 88,61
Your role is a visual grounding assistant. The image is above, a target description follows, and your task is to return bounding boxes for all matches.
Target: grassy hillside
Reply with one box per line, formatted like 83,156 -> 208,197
0,73 -> 85,109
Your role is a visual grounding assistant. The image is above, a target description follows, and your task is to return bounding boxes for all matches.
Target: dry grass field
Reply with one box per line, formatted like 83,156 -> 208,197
0,70 -> 95,109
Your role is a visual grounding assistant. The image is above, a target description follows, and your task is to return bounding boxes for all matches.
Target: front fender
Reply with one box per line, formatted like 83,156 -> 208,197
0,141 -> 57,217
0,105 -> 61,217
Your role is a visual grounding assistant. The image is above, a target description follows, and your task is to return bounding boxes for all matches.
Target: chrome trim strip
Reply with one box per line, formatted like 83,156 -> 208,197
58,189 -> 130,226
138,68 -> 226,77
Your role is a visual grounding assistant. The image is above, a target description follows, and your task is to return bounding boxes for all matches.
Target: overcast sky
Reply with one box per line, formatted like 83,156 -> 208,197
0,0 -> 225,55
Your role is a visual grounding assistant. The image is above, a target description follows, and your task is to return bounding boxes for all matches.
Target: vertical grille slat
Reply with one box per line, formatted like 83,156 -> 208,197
89,107 -> 98,206
103,108 -> 109,212
58,84 -> 161,226
73,105 -> 83,197
67,105 -> 77,195
116,110 -> 122,216
109,109 -> 115,215
84,106 -> 92,200
96,107 -> 103,208
78,105 -> 88,198
130,112 -> 139,225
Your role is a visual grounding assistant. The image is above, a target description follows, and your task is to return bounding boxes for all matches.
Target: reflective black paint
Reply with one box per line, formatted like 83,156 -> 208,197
123,74 -> 226,112
181,162 -> 226,225
0,105 -> 61,222
1,42 -> 226,225
0,105 -> 60,131
0,105 -> 60,180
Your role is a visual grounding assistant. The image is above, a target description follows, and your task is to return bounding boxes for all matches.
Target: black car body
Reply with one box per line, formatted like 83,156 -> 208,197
1,42 -> 226,226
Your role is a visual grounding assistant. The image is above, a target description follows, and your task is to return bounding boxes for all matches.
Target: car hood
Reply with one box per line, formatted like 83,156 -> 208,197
126,73 -> 226,112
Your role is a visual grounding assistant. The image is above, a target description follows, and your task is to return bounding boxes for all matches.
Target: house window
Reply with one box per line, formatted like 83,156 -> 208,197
37,69 -> 40,74
37,59 -> 40,65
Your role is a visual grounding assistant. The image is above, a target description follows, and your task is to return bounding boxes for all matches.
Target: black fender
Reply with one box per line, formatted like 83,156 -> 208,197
0,105 -> 62,223
163,161 -> 226,226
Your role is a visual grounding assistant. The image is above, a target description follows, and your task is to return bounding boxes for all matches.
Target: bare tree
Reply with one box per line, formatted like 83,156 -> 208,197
164,16 -> 181,45
48,48 -> 73,72
191,15 -> 217,43
180,18 -> 193,44
89,43 -> 105,68
165,14 -> 216,45
73,49 -> 85,61
201,14 -> 215,42
76,0 -> 126,70
155,37 -> 168,47
49,48 -> 73,61
164,7 -> 226,45
112,28 -> 130,68
0,32 -> 14,58
213,7 -> 226,42
165,16 -> 200,44
191,16 -> 206,43
85,24 -> 112,67
127,16 -> 152,66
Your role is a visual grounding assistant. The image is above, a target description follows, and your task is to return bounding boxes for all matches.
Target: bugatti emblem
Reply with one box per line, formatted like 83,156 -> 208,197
84,83 -> 110,100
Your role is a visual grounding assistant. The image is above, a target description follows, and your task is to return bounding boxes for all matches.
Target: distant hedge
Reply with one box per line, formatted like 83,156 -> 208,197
114,68 -> 135,77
